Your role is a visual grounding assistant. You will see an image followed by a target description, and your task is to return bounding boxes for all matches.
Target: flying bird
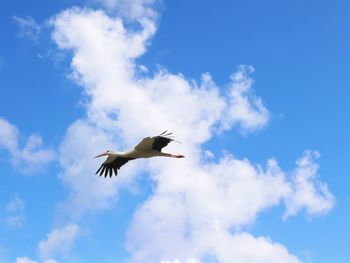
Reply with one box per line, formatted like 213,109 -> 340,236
94,131 -> 184,177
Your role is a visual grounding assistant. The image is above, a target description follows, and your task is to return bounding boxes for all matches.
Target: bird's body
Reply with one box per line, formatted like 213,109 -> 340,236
95,131 -> 184,177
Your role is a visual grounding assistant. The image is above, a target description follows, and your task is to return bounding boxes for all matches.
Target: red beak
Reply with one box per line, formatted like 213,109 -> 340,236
94,152 -> 107,158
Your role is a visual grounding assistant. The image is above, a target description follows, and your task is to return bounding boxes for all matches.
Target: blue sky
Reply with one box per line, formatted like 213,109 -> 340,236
0,0 -> 349,262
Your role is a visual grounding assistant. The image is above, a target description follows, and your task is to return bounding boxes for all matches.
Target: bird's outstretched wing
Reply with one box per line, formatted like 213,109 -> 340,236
95,157 -> 134,178
134,131 -> 178,152
152,135 -> 173,151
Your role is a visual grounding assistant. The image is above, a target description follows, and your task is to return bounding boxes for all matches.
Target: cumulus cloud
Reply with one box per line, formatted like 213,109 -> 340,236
222,65 -> 269,132
0,118 -> 55,173
13,16 -> 41,41
199,231 -> 300,263
49,7 -> 270,217
284,150 -> 335,218
38,223 -> 79,260
46,5 -> 334,263
126,156 -> 295,262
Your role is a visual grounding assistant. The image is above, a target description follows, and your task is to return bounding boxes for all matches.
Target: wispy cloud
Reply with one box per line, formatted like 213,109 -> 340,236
15,257 -> 56,263
38,223 -> 79,261
6,194 -> 26,228
93,0 -> 161,20
0,118 -> 55,173
15,257 -> 38,263
13,16 -> 41,42
161,260 -> 200,263
43,4 -> 335,263
0,245 -> 7,263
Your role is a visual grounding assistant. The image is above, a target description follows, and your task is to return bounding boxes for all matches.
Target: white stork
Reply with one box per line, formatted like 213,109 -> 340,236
94,131 -> 184,177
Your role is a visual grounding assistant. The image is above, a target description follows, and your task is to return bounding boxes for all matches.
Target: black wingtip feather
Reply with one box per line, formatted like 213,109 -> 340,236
96,165 -> 103,175
100,166 -> 106,176
160,131 -> 173,137
95,157 -> 134,178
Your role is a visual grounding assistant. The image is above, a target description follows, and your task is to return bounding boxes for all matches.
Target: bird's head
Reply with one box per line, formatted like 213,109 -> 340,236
94,150 -> 113,158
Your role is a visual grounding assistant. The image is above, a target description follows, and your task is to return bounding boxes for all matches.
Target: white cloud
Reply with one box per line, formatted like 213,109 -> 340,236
50,7 -> 270,218
7,214 -> 25,229
161,259 -> 201,263
6,195 -> 26,228
284,150 -> 335,218
13,16 -> 41,41
126,151 -> 333,262
198,231 -> 300,263
0,118 -> 18,152
222,65 -> 270,132
47,5 -> 334,263
38,223 -> 79,260
13,134 -> 55,173
0,118 -> 55,173
57,120 -> 145,218
6,195 -> 25,212
15,257 -> 38,263
93,0 -> 160,20
15,257 -> 56,263
125,156 -> 294,262
49,8 -> 157,218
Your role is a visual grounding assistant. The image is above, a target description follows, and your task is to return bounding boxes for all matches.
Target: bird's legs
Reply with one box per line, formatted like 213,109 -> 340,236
162,152 -> 185,158
173,154 -> 185,158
